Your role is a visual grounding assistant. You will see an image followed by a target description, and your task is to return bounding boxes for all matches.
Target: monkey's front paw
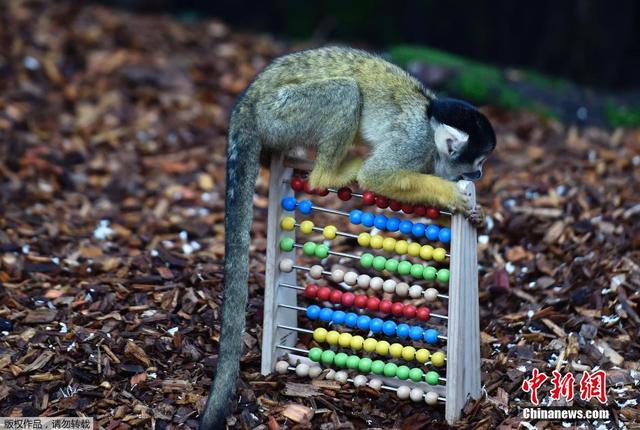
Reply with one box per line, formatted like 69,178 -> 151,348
465,206 -> 485,228
447,190 -> 470,215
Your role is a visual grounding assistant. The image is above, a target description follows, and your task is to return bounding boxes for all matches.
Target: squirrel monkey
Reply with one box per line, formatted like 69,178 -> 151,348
201,47 -> 496,429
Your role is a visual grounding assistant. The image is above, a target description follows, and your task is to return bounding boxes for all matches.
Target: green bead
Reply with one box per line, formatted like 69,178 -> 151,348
334,352 -> 348,368
409,368 -> 424,382
384,258 -> 399,273
308,347 -> 322,362
315,244 -> 329,258
383,362 -> 398,377
302,241 -> 317,256
371,360 -> 385,375
423,266 -> 437,281
437,268 -> 450,283
279,237 -> 294,252
360,253 -> 374,268
358,357 -> 373,373
425,371 -> 440,385
410,264 -> 424,278
346,355 -> 360,369
321,350 -> 336,365
373,256 -> 387,271
396,365 -> 410,380
397,260 -> 412,275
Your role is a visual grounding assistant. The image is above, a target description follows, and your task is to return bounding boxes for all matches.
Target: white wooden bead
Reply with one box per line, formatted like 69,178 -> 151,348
287,355 -> 298,365
334,370 -> 349,383
424,288 -> 439,302
343,271 -> 358,286
368,378 -> 383,390
382,279 -> 397,293
295,363 -> 310,377
309,265 -> 324,279
331,269 -> 345,283
396,385 -> 411,400
409,284 -> 423,298
324,369 -> 336,380
425,391 -> 439,405
410,388 -> 424,402
279,259 -> 294,273
353,375 -> 368,387
275,360 -> 289,374
357,274 -> 371,288
369,277 -> 384,291
309,366 -> 322,378
395,282 -> 409,297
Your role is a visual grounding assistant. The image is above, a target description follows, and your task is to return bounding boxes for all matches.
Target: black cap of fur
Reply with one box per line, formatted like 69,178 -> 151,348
427,98 -> 496,164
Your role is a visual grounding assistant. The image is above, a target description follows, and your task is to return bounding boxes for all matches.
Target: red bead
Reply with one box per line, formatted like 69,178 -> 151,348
317,286 -> 332,301
391,302 -> 405,316
303,180 -> 313,194
426,207 -> 441,219
403,304 -> 417,319
337,187 -> 352,201
329,289 -> 343,304
401,203 -> 414,214
379,300 -> 393,314
304,284 -> 318,299
375,195 -> 389,208
389,200 -> 402,211
366,296 -> 380,311
315,188 -> 329,196
341,292 -> 356,307
291,177 -> 304,191
414,205 -> 427,216
416,307 -> 431,321
354,294 -> 368,309
362,191 -> 376,205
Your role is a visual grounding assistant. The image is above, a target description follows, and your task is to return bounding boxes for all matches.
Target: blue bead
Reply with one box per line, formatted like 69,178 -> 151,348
349,210 -> 363,225
281,197 -> 297,211
382,320 -> 397,336
344,313 -> 359,327
396,323 -> 411,338
386,217 -> 400,232
306,305 -> 321,320
370,318 -> 384,333
373,215 -> 388,230
319,307 -> 334,322
356,315 -> 371,330
298,200 -> 313,214
361,212 -> 375,227
409,326 -> 424,341
332,310 -> 346,324
399,220 -> 414,234
411,223 -> 426,238
438,227 -> 451,243
425,225 -> 440,241
424,328 -> 439,344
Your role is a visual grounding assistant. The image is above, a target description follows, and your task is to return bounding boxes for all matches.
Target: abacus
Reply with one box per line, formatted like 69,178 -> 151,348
261,154 -> 481,424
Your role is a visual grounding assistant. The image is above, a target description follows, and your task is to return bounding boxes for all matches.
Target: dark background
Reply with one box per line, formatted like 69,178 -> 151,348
100,0 -> 640,91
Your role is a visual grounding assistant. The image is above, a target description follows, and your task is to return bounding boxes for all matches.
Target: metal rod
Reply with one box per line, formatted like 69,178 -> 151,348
276,344 -> 308,353
278,283 -> 305,291
294,223 -> 359,240
278,324 -> 314,334
313,206 -> 350,217
278,303 -> 307,312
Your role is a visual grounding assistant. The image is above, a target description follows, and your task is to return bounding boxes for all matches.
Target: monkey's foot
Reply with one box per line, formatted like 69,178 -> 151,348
465,205 -> 485,228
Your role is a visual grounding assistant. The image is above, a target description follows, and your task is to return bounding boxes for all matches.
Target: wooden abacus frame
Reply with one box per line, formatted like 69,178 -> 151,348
261,153 -> 481,424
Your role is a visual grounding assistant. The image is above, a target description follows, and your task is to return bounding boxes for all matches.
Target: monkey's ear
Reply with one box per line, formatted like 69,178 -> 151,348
433,122 -> 469,157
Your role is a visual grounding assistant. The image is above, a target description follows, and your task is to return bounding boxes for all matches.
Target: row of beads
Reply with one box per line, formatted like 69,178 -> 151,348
304,284 -> 435,321
275,361 -> 440,404
311,328 -> 446,367
289,176 -> 444,218
279,259 -> 443,301
306,305 -> 441,344
307,347 -> 441,385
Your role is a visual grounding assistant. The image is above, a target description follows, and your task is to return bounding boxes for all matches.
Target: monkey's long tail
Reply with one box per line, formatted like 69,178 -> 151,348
200,103 -> 261,430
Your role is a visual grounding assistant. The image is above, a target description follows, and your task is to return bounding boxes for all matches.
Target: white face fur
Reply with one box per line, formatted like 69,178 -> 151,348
431,119 -> 487,181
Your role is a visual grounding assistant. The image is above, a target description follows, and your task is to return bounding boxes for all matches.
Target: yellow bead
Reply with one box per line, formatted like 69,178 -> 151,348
395,240 -> 409,255
357,232 -> 371,247
415,349 -> 430,364
313,327 -> 328,343
382,237 -> 396,252
338,332 -> 352,348
389,343 -> 403,358
350,335 -> 364,350
431,351 -> 446,367
280,217 -> 296,231
363,338 -> 378,353
375,340 -> 390,356
420,245 -> 434,260
407,242 -> 421,257
326,330 -> 340,345
401,346 -> 416,361
433,248 -> 447,262
323,225 -> 337,240
370,235 -> 384,249
300,220 -> 314,234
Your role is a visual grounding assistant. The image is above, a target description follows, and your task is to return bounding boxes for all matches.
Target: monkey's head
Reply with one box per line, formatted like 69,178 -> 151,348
427,98 -> 496,182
